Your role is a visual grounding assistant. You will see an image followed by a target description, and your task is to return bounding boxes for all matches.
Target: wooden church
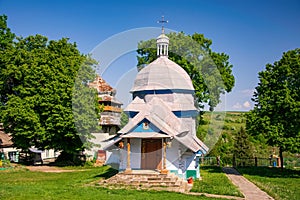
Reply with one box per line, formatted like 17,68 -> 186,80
104,28 -> 208,180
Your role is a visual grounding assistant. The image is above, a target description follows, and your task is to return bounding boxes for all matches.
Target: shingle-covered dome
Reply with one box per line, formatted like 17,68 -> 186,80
130,56 -> 194,92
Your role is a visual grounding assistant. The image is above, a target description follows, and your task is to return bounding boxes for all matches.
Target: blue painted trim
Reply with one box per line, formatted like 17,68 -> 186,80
173,110 -> 198,117
130,119 -> 161,133
197,149 -> 207,155
133,89 -> 194,97
126,111 -> 138,118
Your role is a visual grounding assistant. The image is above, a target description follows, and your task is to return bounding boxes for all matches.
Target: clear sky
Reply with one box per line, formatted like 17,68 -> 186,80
1,0 -> 300,111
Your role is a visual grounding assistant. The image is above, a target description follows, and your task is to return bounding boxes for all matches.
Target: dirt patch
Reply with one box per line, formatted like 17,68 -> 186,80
26,166 -> 79,173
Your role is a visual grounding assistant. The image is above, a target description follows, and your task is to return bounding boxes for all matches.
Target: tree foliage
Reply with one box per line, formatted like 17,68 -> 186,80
208,132 -> 234,165
0,15 -> 100,154
246,48 -> 300,167
137,32 -> 235,111
233,127 -> 253,166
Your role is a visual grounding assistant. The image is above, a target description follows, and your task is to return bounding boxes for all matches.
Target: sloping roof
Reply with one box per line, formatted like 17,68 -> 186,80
89,75 -> 115,93
131,57 -> 194,92
119,97 -> 188,137
99,95 -> 123,105
120,132 -> 169,138
0,126 -> 13,148
29,148 -> 43,153
174,132 -> 209,153
124,96 -> 145,112
117,97 -> 208,153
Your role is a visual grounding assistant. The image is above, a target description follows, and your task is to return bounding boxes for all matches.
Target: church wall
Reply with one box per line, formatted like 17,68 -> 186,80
119,138 -> 141,170
119,148 -> 127,170
165,139 -> 200,180
105,149 -> 120,169
131,138 -> 141,169
181,117 -> 196,136
166,139 -> 181,171
133,90 -> 196,110
166,140 -> 189,178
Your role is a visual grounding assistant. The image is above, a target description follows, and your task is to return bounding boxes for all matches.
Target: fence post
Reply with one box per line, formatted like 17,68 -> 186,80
216,156 -> 220,166
233,155 -> 236,167
255,157 -> 257,167
277,157 -> 281,168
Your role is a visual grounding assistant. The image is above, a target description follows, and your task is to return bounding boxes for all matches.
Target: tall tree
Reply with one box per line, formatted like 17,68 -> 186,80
233,127 -> 253,166
246,48 -> 300,169
0,15 -> 100,158
137,32 -> 235,111
0,15 -> 15,104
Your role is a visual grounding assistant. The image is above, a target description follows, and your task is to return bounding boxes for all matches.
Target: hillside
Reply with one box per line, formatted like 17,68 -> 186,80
197,111 -> 272,165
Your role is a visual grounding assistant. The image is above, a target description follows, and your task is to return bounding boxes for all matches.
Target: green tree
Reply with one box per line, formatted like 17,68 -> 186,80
246,48 -> 300,169
233,127 -> 253,166
137,32 -> 235,111
0,15 -> 15,104
120,111 -> 129,128
208,132 -> 234,165
0,15 -> 100,160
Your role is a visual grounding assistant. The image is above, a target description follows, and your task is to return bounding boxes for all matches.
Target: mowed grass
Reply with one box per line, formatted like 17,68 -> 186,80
237,167 -> 300,200
191,166 -> 243,197
0,165 -> 226,200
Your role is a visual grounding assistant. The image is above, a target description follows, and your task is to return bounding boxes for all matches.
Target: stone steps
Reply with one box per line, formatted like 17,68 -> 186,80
100,171 -> 192,192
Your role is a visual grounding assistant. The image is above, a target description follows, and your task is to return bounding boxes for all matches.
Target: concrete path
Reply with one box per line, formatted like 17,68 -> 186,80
222,167 -> 274,200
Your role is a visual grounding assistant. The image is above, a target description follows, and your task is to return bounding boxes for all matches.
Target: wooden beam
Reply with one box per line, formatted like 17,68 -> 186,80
161,138 -> 169,174
124,138 -> 132,173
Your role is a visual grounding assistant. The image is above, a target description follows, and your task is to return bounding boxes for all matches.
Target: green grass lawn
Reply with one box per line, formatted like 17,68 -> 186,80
191,166 -> 243,197
0,165 -> 227,200
237,167 -> 300,200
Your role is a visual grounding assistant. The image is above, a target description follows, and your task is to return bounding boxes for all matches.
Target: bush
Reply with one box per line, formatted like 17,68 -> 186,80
54,151 -> 86,166
222,125 -> 231,130
84,160 -> 95,167
1,159 -> 11,168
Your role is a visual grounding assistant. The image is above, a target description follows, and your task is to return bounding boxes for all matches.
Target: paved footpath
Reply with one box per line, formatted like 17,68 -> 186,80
222,167 -> 274,200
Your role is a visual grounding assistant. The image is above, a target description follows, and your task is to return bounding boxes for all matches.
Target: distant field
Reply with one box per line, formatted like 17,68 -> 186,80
199,111 -> 284,165
237,167 -> 300,200
0,166 -> 228,200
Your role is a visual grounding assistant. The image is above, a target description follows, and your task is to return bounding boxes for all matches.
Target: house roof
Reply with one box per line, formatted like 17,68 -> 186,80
0,126 -> 13,148
131,56 -> 194,92
99,95 -> 123,105
89,75 -> 114,93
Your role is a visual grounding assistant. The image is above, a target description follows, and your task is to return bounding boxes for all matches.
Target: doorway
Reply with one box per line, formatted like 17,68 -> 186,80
141,139 -> 162,169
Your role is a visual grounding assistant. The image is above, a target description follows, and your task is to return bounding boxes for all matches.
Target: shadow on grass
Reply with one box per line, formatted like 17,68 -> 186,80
94,167 -> 119,179
201,165 -> 224,173
236,166 -> 300,178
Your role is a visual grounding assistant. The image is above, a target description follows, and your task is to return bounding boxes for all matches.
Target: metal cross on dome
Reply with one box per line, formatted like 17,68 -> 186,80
157,16 -> 168,34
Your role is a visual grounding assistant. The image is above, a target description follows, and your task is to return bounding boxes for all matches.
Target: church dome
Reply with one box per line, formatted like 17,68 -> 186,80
130,56 -> 194,92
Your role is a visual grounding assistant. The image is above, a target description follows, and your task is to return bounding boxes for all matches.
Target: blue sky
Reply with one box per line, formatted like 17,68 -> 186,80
1,0 -> 300,111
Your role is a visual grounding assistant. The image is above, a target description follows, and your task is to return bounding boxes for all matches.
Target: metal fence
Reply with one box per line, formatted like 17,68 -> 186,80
201,156 -> 300,168
200,156 -> 218,166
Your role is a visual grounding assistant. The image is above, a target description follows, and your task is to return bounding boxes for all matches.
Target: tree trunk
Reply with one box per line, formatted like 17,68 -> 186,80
279,146 -> 284,170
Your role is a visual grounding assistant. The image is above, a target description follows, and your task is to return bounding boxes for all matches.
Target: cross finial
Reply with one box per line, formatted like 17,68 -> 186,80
157,15 -> 168,34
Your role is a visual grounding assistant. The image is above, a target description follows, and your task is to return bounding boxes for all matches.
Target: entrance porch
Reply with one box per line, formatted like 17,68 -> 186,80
120,137 -> 169,174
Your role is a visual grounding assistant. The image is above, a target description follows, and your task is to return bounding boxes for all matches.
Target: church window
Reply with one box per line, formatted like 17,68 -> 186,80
143,122 -> 149,130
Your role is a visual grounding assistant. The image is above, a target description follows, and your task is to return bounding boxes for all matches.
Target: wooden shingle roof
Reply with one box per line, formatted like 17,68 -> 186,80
0,124 -> 13,148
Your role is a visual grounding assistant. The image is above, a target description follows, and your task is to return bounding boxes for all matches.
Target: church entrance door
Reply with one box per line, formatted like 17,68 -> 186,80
141,139 -> 162,170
